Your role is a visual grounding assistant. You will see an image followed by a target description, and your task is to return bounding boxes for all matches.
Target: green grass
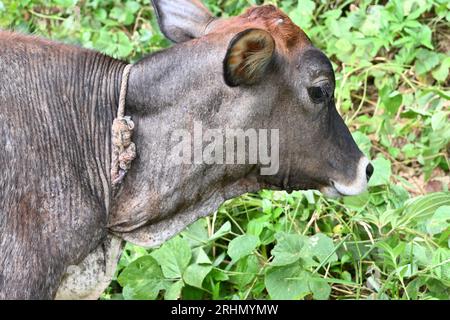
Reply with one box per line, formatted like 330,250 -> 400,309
1,0 -> 449,300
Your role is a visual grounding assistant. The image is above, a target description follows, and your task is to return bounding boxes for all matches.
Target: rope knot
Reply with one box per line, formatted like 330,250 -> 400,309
112,116 -> 134,148
111,64 -> 135,187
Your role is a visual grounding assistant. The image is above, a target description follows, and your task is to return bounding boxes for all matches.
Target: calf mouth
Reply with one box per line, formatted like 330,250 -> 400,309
323,156 -> 371,198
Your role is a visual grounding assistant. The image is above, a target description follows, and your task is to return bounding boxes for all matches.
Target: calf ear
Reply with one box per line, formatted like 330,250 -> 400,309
224,29 -> 276,87
151,0 -> 214,43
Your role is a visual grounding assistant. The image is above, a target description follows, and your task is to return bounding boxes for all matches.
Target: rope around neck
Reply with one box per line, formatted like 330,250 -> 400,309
117,64 -> 132,118
111,64 -> 136,187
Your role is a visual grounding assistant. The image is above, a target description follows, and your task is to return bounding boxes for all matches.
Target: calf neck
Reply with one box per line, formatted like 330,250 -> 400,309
0,31 -> 123,298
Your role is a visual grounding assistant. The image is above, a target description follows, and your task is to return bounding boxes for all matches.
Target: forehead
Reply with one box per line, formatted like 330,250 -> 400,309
207,5 -> 312,54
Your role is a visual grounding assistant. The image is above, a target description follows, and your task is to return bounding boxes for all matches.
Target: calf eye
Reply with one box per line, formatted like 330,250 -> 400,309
307,86 -> 324,102
307,82 -> 332,103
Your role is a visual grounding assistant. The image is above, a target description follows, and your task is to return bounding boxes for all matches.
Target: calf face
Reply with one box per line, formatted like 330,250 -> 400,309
109,1 -> 373,246
151,1 -> 372,197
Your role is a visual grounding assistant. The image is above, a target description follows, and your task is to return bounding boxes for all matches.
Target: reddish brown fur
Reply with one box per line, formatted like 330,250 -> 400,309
207,5 -> 311,54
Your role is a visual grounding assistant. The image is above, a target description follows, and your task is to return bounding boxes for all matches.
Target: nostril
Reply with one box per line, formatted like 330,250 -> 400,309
366,163 -> 374,180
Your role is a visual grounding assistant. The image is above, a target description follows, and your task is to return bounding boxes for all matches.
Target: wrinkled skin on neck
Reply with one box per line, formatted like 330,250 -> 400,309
0,31 -> 123,299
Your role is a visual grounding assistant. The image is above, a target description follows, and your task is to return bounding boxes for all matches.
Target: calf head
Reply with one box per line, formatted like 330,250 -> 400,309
110,0 -> 373,246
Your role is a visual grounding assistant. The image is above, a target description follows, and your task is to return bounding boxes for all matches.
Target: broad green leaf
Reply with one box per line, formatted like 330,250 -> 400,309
151,236 -> 192,279
407,242 -> 433,267
181,285 -> 204,300
303,190 -> 316,204
209,221 -> 231,241
308,277 -> 331,300
117,256 -> 166,300
352,131 -> 372,157
271,232 -> 306,266
307,233 -> 338,264
209,268 -> 229,282
183,264 -> 213,288
289,0 -> 315,29
432,57 -> 450,82
272,207 -> 284,219
227,234 -> 259,262
125,1 -> 140,14
406,277 -> 427,300
426,206 -> 450,235
230,255 -> 259,289
265,265 -> 311,300
116,31 -> 133,57
343,191 -> 370,209
54,0 -> 77,8
396,263 -> 418,278
192,247 -> 212,265
361,5 -> 383,36
368,156 -> 392,187
341,271 -> 352,282
164,280 -> 184,300
119,243 -> 150,269
401,192 -> 450,227
377,242 -> 397,261
414,24 -> 433,49
335,38 -> 353,53
262,198 -> 273,214
182,219 -> 208,247
432,248 -> 450,281
431,111 -> 449,131
247,215 -> 270,237
415,49 -> 441,75
382,90 -> 403,116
